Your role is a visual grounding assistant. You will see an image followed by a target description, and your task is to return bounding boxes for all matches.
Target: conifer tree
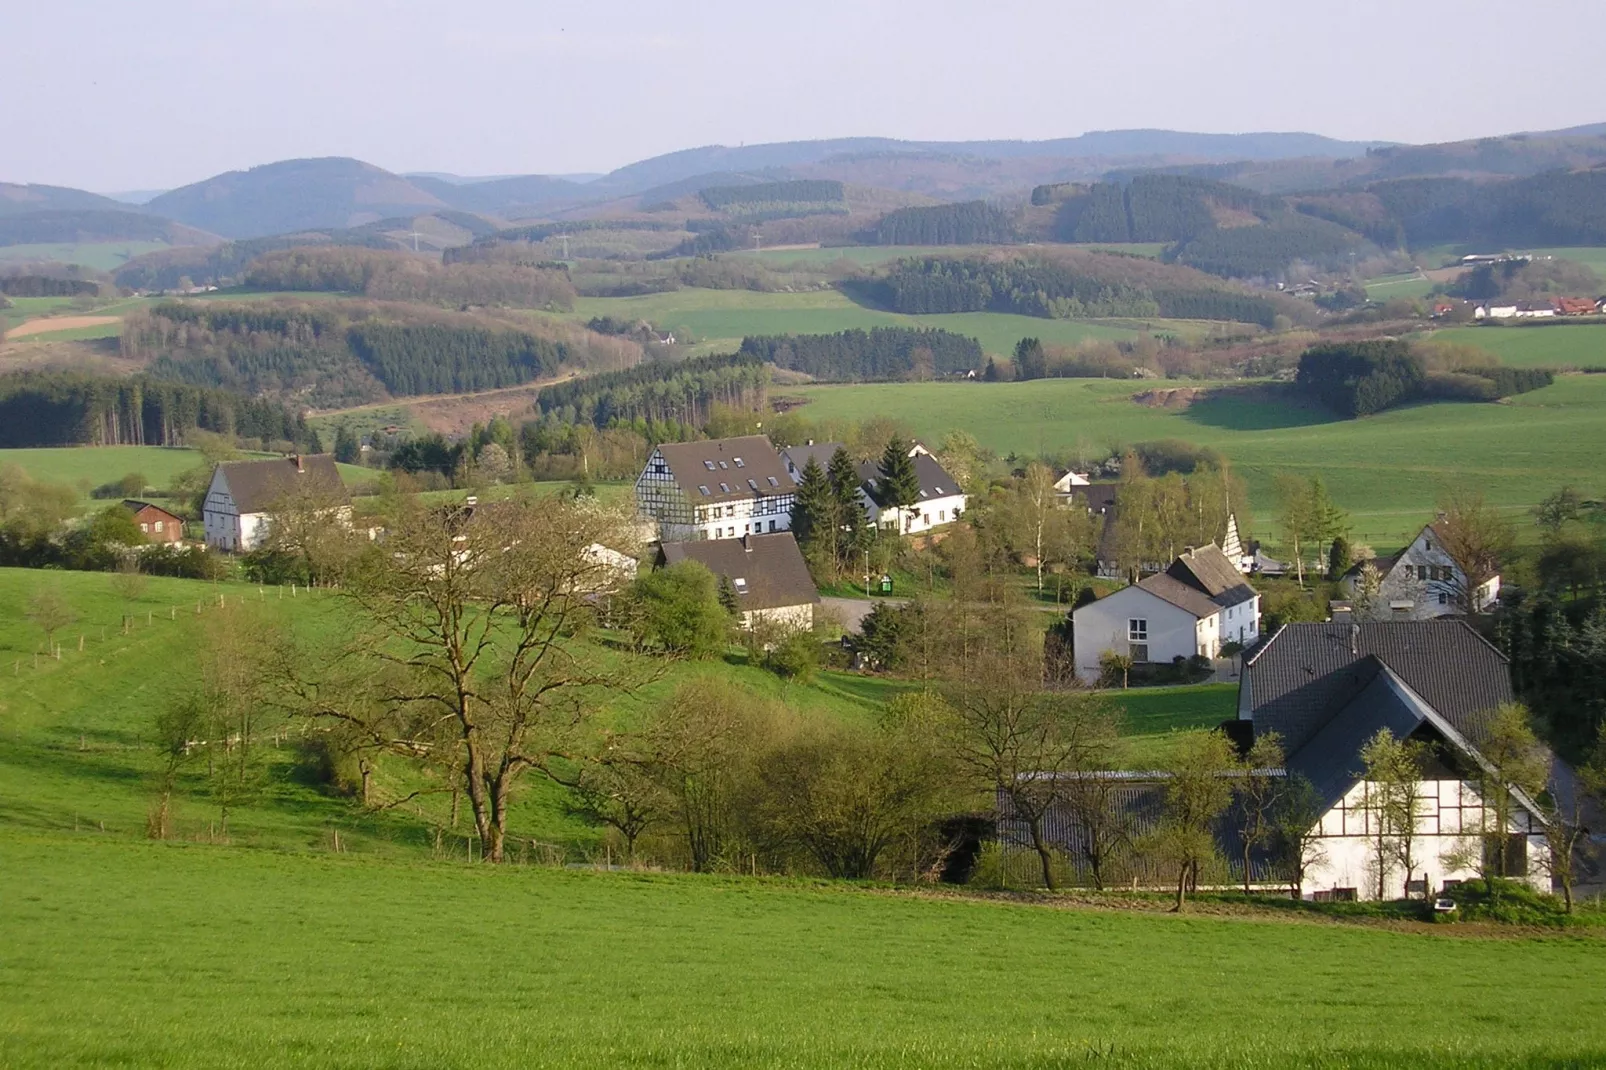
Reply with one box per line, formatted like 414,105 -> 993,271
876,439 -> 922,517
790,457 -> 831,554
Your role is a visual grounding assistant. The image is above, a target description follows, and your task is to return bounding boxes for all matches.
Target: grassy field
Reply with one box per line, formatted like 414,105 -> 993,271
564,289 -> 1246,357
1535,246 -> 1606,275
1,446 -> 373,505
0,240 -> 171,271
792,375 -> 1606,550
1363,272 -> 1436,301
4,832 -> 1603,1070
736,242 -> 1169,267
1435,323 -> 1606,370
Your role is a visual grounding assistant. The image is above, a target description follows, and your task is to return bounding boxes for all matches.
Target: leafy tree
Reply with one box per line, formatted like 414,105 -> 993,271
1014,338 -> 1047,381
1357,730 -> 1428,900
1458,704 -> 1548,903
26,585 -> 75,653
631,561 -> 730,659
1271,774 -> 1327,899
149,692 -> 205,841
1150,730 -> 1237,911
1234,732 -> 1286,895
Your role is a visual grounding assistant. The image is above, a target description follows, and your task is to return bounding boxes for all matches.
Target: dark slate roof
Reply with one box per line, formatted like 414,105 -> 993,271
1165,543 -> 1257,608
218,455 -> 348,514
121,499 -> 183,521
855,451 -> 964,506
658,532 -> 820,611
654,436 -> 792,506
779,443 -> 845,479
1241,620 -> 1513,754
1136,572 -> 1221,619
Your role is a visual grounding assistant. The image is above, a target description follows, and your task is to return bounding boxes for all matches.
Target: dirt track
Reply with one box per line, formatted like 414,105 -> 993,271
5,315 -> 121,339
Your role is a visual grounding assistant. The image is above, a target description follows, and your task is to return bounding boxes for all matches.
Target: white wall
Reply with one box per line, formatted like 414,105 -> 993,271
1072,586 -> 1211,683
1304,778 -> 1548,901
742,603 -> 815,633
1352,528 -> 1499,618
863,492 -> 967,536
1215,596 -> 1261,648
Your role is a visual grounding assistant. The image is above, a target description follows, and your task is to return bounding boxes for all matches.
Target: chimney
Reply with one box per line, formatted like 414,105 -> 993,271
1350,623 -> 1360,655
293,454 -> 304,473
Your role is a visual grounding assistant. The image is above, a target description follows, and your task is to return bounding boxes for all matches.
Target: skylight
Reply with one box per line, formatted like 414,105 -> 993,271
766,476 -> 779,487
719,461 -> 729,469
732,578 -> 748,594
698,485 -> 711,496
720,482 -> 731,493
734,457 -> 745,467
703,460 -> 716,470
748,479 -> 759,490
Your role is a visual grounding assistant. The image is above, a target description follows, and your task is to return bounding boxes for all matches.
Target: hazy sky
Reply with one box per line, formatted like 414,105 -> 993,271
7,0 -> 1604,191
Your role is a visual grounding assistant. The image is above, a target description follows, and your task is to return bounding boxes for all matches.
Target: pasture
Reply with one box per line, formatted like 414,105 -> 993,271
791,375 -> 1606,550
0,240 -> 171,271
0,446 -> 373,506
565,288 -> 1244,357
3,833 -> 1603,1069
1435,323 -> 1606,370
1363,272 -> 1435,300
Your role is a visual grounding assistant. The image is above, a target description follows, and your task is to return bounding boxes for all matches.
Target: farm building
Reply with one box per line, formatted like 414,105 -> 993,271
1012,620 -> 1555,901
1072,543 -> 1259,683
656,531 -> 818,633
121,500 -> 185,544
635,436 -> 795,543
202,454 -> 350,552
1341,519 -> 1499,619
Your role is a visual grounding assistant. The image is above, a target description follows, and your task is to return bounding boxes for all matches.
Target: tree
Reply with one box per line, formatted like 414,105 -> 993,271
1357,729 -> 1428,899
1275,474 -> 1347,586
1051,710 -> 1129,890
1271,774 -> 1327,900
1150,730 -> 1236,911
1014,337 -> 1047,381
1234,732 -> 1286,895
248,479 -> 362,588
643,680 -> 757,872
1459,703 -> 1548,902
476,442 -> 513,484
149,693 -> 205,840
285,495 -> 656,863
827,446 -> 866,567
999,461 -> 1080,594
333,424 -> 361,465
562,745 -> 663,862
630,561 -> 730,658
1327,535 -> 1353,581
935,430 -> 983,492
26,585 -> 75,653
875,438 -> 922,528
789,457 -> 834,569
197,601 -> 285,837
1436,491 -> 1517,614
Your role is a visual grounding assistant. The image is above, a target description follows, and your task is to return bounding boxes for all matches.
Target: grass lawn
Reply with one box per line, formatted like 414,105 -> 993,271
1363,272 -> 1435,300
1114,683 -> 1238,767
791,376 -> 1606,551
1534,246 -> 1606,275
1434,323 -> 1606,370
2,832 -> 1602,1069
566,289 -> 1207,357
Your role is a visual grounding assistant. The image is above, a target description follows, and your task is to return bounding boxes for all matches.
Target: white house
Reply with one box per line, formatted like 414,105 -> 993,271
656,531 -> 819,633
202,454 -> 350,552
781,441 -> 967,537
1072,543 -> 1259,683
1053,470 -> 1091,496
1474,303 -> 1518,320
1342,519 -> 1499,619
635,436 -> 795,543
1239,621 -> 1550,900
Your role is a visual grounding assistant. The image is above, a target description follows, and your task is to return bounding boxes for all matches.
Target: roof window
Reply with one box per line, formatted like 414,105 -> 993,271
733,578 -> 749,594
698,485 -> 711,496
719,461 -> 729,469
734,457 -> 745,467
704,460 -> 717,470
720,482 -> 731,493
766,476 -> 779,487
748,479 -> 759,490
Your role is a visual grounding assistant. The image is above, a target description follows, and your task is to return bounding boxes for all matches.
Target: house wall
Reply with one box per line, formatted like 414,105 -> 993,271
1305,778 -> 1548,901
1073,586 -> 1209,683
863,492 -> 967,536
635,447 -> 794,542
132,507 -> 184,544
741,603 -> 815,633
202,470 -> 242,551
1352,528 -> 1499,618
1215,595 -> 1261,648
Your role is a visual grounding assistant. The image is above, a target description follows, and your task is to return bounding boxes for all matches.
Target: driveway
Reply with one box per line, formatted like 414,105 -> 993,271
820,596 -> 906,633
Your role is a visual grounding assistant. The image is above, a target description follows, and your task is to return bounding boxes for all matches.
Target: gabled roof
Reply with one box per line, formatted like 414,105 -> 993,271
215,455 -> 348,514
122,499 -> 183,520
779,442 -> 846,477
658,532 -> 820,611
1242,620 -> 1513,754
1136,572 -> 1222,619
855,451 -> 964,507
653,436 -> 792,506
1165,543 -> 1257,608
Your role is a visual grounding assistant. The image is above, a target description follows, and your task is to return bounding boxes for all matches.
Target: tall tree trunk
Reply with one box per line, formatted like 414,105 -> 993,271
1026,814 -> 1057,891
1173,863 -> 1188,912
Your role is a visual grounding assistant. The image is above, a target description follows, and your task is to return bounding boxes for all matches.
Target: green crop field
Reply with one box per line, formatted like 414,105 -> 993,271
4,833 -> 1602,1070
0,241 -> 171,272
564,289 -> 1244,358
737,242 -> 1169,267
1435,323 -> 1606,370
792,375 -> 1606,551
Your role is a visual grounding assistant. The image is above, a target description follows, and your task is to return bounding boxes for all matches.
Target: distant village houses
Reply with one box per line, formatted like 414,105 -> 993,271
1341,519 -> 1500,618
635,436 -> 795,543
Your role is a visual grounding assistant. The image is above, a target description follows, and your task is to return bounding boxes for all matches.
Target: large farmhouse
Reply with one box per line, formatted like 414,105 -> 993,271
1342,519 -> 1499,618
1072,543 -> 1260,683
203,454 -> 350,552
635,436 -> 795,543
657,531 -> 819,632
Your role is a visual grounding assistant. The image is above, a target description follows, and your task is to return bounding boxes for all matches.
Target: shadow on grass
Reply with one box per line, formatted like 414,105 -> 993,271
1178,383 -> 1340,432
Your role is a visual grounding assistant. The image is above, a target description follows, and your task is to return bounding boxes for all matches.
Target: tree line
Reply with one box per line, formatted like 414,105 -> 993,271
243,246 -> 576,310
1296,339 -> 1553,418
533,352 -> 769,430
0,275 -> 101,297
861,201 -> 1017,246
700,180 -> 844,210
739,327 -> 982,380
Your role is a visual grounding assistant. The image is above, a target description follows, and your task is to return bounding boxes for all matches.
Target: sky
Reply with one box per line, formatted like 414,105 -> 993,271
6,0 -> 1605,192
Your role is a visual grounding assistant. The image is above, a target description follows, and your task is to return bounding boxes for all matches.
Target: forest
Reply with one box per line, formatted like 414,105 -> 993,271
739,327 -> 983,380
533,352 -> 769,430
866,253 -> 1296,327
0,275 -> 101,297
242,246 -> 576,309
700,180 -> 845,211
1295,339 -> 1554,417
122,300 -> 634,407
862,201 -> 1017,245
0,371 -> 309,448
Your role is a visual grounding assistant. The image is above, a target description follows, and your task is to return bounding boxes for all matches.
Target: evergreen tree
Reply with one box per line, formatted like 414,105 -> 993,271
827,447 -> 866,570
1014,337 -> 1047,381
333,424 -> 360,465
790,457 -> 830,551
876,438 -> 923,521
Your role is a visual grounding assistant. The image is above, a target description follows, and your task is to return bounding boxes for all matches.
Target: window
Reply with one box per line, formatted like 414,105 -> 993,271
939,510 -> 946,522
140,523 -> 150,532
767,476 -> 779,487
768,520 -> 776,532
725,506 -> 734,517
154,521 -> 164,533
1438,592 -> 1448,605
698,485 -> 711,496
1417,565 -> 1428,582
720,482 -> 731,493
732,578 -> 748,594
704,460 -> 716,470
653,462 -> 666,474
1128,619 -> 1148,642
719,461 -> 729,470
748,479 -> 758,490
734,457 -> 745,468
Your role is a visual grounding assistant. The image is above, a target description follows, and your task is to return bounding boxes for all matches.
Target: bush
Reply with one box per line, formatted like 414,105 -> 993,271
764,629 -> 820,683
629,561 -> 730,657
90,472 -> 148,500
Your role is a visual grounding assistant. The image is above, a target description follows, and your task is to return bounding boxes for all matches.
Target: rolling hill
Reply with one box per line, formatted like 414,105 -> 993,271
0,183 -> 131,216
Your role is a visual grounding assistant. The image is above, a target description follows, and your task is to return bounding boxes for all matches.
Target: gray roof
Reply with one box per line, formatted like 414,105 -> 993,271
122,499 -> 183,520
654,436 -> 792,506
855,451 -> 963,506
217,454 -> 348,514
1136,572 -> 1221,619
779,443 -> 845,479
658,532 -> 820,611
1165,543 -> 1257,609
1242,620 -> 1514,755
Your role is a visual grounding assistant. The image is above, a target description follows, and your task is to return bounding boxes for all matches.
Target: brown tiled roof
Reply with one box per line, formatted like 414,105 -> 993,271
122,499 -> 184,523
654,436 -> 792,506
657,532 -> 820,611
1165,543 -> 1257,608
218,454 -> 348,514
1136,572 -> 1221,619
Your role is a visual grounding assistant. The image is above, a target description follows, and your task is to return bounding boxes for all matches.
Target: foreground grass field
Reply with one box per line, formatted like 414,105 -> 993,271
565,289 -> 1234,357
3,832 -> 1602,1069
793,375 -> 1606,549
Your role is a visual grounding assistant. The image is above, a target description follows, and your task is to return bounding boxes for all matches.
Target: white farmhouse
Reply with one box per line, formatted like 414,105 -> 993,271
202,454 -> 350,552
635,436 -> 795,543
656,531 -> 819,633
1342,519 -> 1499,618
1072,543 -> 1259,683
855,444 -> 966,536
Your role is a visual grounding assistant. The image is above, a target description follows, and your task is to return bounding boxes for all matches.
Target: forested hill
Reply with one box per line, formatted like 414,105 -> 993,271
119,299 -> 642,409
0,183 -> 130,216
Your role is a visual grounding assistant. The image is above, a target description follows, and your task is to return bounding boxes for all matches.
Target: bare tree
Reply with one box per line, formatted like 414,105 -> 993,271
148,693 -> 204,840
1234,732 -> 1286,895
1272,774 -> 1327,899
1435,491 -> 1516,614
283,494 -> 657,863
26,585 -> 75,653
1149,730 -> 1237,911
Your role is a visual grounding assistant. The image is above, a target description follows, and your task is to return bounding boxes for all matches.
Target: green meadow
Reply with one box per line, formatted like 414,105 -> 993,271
1,446 -> 372,505
791,375 -> 1606,550
0,240 -> 171,272
736,242 -> 1169,267
4,831 -> 1602,1070
1436,323 -> 1606,370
